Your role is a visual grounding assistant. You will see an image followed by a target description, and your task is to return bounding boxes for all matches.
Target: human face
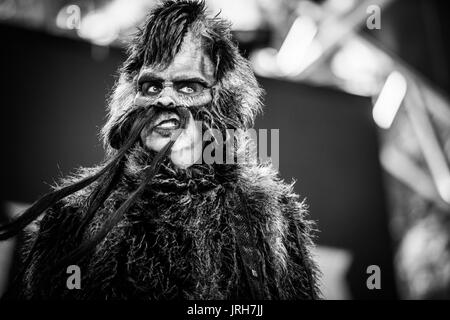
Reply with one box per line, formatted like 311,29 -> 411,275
136,32 -> 215,168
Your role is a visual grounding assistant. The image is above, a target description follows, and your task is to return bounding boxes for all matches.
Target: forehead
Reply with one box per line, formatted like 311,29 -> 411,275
140,32 -> 215,83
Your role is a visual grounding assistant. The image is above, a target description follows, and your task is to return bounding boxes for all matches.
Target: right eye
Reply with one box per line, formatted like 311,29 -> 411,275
141,81 -> 162,95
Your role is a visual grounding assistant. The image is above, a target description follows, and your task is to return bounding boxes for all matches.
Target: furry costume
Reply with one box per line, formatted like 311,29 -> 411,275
2,0 -> 320,300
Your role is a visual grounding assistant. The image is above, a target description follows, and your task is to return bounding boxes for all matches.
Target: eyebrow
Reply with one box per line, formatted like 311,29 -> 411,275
137,72 -> 164,84
172,77 -> 210,86
138,71 -> 211,86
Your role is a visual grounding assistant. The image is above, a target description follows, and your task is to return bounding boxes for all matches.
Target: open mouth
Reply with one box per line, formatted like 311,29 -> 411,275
154,118 -> 180,129
151,112 -> 181,136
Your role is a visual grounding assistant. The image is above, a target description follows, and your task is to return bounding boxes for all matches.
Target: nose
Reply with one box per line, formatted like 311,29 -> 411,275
155,88 -> 176,108
156,96 -> 175,108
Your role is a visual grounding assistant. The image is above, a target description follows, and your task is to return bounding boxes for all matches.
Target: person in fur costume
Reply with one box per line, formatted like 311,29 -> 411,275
1,0 -> 320,300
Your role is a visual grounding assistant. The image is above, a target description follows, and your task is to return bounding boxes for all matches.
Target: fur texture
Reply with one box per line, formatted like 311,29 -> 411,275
5,0 -> 320,300
13,148 -> 319,299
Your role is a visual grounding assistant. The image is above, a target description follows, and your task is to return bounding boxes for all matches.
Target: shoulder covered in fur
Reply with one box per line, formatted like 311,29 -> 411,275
237,163 -> 321,299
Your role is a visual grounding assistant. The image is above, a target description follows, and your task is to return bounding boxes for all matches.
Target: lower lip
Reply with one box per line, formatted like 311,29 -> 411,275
152,123 -> 180,137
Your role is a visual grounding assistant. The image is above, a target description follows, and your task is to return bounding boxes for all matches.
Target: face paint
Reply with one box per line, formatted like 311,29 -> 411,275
136,31 -> 215,169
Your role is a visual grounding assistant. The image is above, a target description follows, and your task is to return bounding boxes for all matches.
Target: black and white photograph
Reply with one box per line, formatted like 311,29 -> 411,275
0,0 -> 449,312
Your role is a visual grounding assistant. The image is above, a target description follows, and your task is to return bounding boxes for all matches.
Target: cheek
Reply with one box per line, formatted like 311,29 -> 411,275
186,90 -> 213,106
171,112 -> 202,152
170,113 -> 203,168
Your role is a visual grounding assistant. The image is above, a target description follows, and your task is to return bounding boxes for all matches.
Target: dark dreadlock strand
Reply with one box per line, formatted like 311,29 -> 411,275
73,107 -> 156,239
6,106 -> 189,289
0,106 -> 160,297
0,107 -> 153,241
49,106 -> 191,273
71,152 -> 124,241
0,175 -> 100,241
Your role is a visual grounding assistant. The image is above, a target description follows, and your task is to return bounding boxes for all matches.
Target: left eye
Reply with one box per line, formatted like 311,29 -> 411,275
176,82 -> 205,94
179,86 -> 195,94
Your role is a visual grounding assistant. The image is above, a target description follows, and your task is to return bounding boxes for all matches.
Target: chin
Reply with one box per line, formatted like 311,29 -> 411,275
143,132 -> 173,152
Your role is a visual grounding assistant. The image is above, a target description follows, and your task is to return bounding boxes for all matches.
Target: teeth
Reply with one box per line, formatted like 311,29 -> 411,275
157,120 -> 179,129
